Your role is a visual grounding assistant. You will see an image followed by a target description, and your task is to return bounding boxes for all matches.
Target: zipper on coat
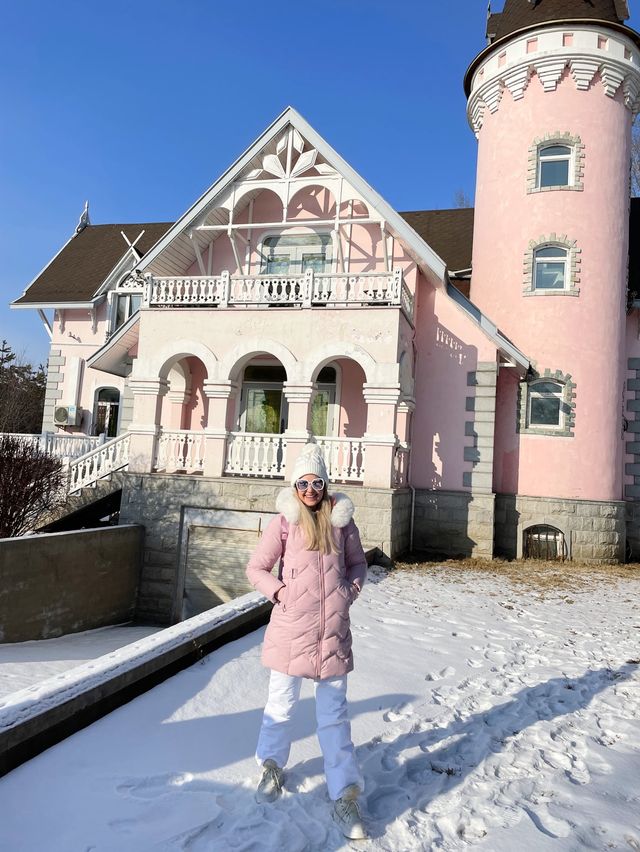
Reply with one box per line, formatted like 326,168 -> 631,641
316,550 -> 324,679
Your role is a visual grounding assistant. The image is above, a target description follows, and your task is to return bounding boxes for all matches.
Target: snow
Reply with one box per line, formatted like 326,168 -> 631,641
0,564 -> 639,851
0,624 -> 159,700
0,594 -> 263,730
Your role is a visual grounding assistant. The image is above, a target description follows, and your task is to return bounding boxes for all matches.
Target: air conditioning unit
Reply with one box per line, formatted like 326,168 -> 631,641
54,404 -> 82,427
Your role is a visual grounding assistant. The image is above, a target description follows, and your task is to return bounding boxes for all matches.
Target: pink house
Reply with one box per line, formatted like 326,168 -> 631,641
10,0 -> 640,622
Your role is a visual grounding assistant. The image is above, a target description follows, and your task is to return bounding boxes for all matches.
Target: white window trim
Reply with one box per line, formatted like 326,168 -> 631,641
518,369 -> 576,437
533,245 -> 568,292
527,380 -> 564,430
526,133 -> 585,194
523,235 -> 581,297
536,144 -> 574,189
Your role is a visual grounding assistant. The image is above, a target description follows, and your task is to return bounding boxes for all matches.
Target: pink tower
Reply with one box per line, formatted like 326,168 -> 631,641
465,0 -> 640,560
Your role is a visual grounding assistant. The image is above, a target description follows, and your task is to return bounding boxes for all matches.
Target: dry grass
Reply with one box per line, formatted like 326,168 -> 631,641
392,555 -> 640,597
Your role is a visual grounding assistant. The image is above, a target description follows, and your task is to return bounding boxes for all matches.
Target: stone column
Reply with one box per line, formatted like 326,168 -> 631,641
362,385 -> 401,488
283,382 -> 314,481
464,361 -> 499,557
202,381 -> 238,477
127,378 -> 167,473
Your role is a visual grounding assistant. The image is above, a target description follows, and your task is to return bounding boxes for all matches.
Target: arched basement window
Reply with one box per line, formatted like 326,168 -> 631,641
524,525 -> 566,561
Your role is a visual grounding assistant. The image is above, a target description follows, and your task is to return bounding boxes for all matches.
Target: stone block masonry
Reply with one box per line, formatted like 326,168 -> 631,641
120,473 -> 411,624
41,348 -> 65,433
412,489 -> 495,559
495,494 -> 626,563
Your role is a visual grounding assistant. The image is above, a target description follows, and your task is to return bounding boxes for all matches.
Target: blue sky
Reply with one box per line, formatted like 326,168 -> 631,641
1,1 -> 639,368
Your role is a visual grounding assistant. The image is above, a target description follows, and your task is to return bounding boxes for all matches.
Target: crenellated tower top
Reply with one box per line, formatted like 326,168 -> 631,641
466,0 -> 640,134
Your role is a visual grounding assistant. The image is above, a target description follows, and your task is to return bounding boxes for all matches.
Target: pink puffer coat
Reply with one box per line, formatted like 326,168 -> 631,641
246,490 -> 367,680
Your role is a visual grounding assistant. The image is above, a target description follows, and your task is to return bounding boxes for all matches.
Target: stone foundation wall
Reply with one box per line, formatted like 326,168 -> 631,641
119,474 -> 407,624
625,500 -> 640,561
412,489 -> 495,558
495,494 -> 626,563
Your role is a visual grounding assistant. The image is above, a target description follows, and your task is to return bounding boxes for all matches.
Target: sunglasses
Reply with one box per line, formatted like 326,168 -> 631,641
295,478 -> 325,492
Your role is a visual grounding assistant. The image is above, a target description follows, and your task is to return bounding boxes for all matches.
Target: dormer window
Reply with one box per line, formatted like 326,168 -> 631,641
537,144 -> 571,188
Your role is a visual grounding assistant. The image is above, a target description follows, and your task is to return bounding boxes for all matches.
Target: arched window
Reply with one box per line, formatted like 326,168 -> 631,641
527,379 -> 563,427
533,246 -> 568,291
93,387 -> 120,437
537,144 -> 571,188
524,525 -> 566,560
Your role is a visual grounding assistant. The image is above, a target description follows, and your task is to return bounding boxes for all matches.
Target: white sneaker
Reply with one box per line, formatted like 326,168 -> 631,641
332,784 -> 368,840
255,759 -> 284,803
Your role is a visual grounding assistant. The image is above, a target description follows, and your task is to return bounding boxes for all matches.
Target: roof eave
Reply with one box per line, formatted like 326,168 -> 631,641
137,106 -> 447,287
464,18 -> 640,95
11,296 -> 105,310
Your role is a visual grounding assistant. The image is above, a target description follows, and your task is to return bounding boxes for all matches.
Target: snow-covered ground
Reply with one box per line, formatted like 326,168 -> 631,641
0,564 -> 639,851
0,625 -> 159,698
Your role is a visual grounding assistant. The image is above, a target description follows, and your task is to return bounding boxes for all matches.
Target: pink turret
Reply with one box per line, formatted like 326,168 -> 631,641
466,0 -> 640,503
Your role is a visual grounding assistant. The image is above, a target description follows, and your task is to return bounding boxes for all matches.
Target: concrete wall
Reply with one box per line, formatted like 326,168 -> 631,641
0,525 -> 143,642
119,473 -> 408,625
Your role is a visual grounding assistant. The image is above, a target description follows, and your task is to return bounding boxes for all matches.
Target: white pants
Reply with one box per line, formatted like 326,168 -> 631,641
256,670 -> 364,801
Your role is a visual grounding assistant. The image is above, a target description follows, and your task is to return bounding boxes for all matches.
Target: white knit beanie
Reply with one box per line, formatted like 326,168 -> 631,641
290,443 -> 329,486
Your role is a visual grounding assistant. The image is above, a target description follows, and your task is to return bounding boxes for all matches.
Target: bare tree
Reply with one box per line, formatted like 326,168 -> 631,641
0,340 -> 46,434
633,114 -> 640,198
0,436 -> 65,537
453,189 -> 472,208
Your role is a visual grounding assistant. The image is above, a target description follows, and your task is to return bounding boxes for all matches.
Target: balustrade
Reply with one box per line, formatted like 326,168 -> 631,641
313,437 -> 365,483
393,442 -> 410,487
154,430 -> 206,473
225,432 -> 287,478
145,269 -> 414,319
68,433 -> 130,492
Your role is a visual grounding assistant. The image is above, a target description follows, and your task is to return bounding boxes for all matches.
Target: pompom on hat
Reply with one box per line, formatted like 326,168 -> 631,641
290,443 -> 329,486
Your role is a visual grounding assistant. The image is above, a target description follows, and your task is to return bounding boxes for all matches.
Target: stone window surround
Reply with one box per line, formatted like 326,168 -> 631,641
523,234 -> 581,297
518,368 -> 576,437
527,132 -> 585,194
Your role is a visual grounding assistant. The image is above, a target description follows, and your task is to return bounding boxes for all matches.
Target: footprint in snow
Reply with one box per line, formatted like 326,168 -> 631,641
383,702 -> 414,722
425,666 -> 455,681
466,658 -> 484,669
367,786 -> 410,819
116,772 -> 212,799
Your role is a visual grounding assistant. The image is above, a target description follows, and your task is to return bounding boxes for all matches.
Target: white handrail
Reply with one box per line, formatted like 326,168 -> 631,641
68,433 -> 131,493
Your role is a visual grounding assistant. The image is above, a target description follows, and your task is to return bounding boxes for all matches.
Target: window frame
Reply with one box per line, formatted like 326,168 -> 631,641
258,232 -> 333,276
518,370 -> 576,437
536,143 -> 573,189
533,245 -> 569,292
526,133 -> 584,195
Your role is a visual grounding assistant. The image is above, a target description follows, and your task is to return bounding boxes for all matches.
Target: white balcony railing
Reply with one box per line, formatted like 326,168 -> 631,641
314,437 -> 365,483
145,268 -> 414,320
154,430 -> 206,473
393,442 -> 410,487
225,432 -> 287,478
0,432 -> 102,460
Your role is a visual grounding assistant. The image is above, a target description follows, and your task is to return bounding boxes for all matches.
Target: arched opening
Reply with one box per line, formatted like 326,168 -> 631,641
92,387 -> 120,437
523,524 -> 566,561
155,355 -> 209,474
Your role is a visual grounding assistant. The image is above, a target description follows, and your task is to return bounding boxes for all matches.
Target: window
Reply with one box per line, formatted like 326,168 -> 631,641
261,234 -> 332,275
240,364 -> 287,434
524,525 -> 566,560
518,369 -> 576,437
527,134 -> 584,194
537,144 -> 571,188
533,246 -> 568,290
114,291 -> 142,331
528,380 -> 562,427
93,387 -> 120,437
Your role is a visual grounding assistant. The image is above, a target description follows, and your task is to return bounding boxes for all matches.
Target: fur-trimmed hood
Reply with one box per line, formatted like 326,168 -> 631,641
276,488 -> 355,528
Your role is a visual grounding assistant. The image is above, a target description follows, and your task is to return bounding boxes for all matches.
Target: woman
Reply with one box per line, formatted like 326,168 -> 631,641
246,443 -> 368,840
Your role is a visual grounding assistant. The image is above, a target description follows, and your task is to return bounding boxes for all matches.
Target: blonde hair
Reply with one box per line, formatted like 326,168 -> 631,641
297,491 -> 338,555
